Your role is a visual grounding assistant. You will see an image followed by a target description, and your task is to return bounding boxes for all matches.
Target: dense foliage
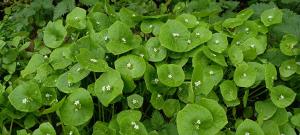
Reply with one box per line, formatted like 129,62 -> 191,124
1,0 -> 300,135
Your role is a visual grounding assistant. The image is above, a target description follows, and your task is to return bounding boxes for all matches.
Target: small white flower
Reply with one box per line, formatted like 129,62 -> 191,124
127,63 -> 132,68
245,132 -> 250,135
22,98 -> 30,104
154,78 -> 159,84
69,131 -> 73,135
133,124 -> 139,129
153,48 -> 158,52
194,80 -> 201,87
196,119 -> 201,124
187,39 -> 191,44
75,108 -> 79,112
245,27 -> 249,31
196,21 -> 200,24
54,79 -> 57,82
74,100 -> 80,106
74,17 -> 79,20
215,40 -> 220,44
196,32 -> 200,36
76,68 -> 81,72
44,55 -> 48,59
121,38 -> 127,43
90,59 -> 98,63
287,66 -> 291,70
172,33 -> 180,37
209,70 -> 214,75
149,25 -> 153,28
157,94 -> 161,98
250,44 -> 255,48
243,73 -> 247,77
106,85 -> 111,91
102,86 -> 106,92
96,21 -> 100,25
268,15 -> 273,19
168,74 -> 173,79
45,93 -> 52,98
132,14 -> 136,17
104,36 -> 109,41
212,53 -> 216,57
132,99 -> 138,104
236,41 -> 240,45
140,54 -> 144,57
279,94 -> 285,100
184,19 -> 189,23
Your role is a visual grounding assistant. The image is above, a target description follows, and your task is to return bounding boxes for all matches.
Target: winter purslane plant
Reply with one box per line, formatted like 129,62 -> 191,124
0,0 -> 300,135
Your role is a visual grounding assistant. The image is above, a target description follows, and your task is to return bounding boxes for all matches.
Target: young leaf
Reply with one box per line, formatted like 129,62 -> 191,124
94,70 -> 124,107
270,85 -> 296,108
157,64 -> 185,87
8,81 -> 42,112
43,20 -> 67,48
115,54 -> 146,79
59,88 -> 94,126
66,7 -> 87,29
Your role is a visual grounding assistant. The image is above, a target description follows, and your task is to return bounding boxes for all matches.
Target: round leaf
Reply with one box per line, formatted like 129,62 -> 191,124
234,63 -> 257,87
43,20 -> 67,48
8,81 -> 42,112
236,119 -> 264,135
261,8 -> 283,26
94,70 -> 124,107
207,33 -> 228,53
115,54 -> 146,79
157,64 -> 185,87
270,85 -> 296,108
59,88 -> 94,126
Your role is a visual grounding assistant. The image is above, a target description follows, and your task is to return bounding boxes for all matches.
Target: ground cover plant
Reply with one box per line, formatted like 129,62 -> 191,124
0,0 -> 300,134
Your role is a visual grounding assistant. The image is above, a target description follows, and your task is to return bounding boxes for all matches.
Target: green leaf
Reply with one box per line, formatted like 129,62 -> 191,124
162,99 -> 181,117
279,123 -> 297,135
270,85 -> 296,108
207,33 -> 228,53
261,8 -> 283,26
234,63 -> 257,87
64,126 -> 80,135
145,37 -> 167,62
255,100 -> 277,120
94,70 -> 123,107
43,20 -> 67,48
21,54 -> 45,78
220,80 -> 238,101
76,48 -> 109,72
66,7 -> 87,29
203,47 -> 227,67
291,113 -> 300,127
88,12 -> 110,32
49,45 -> 73,70
150,92 -> 165,110
106,21 -> 140,55
279,34 -> 299,56
222,18 -> 244,28
92,121 -> 116,135
41,97 -> 66,115
261,120 -> 280,135
186,26 -> 212,51
176,13 -> 198,28
56,73 -> 81,93
196,98 -> 228,135
32,122 -> 56,135
228,45 -> 243,65
159,20 -> 190,52
236,119 -> 264,135
127,94 -> 143,109
115,54 -> 146,79
8,81 -> 42,112
59,88 -> 94,126
118,8 -> 141,27
67,63 -> 90,83
177,82 -> 195,104
264,63 -> 277,89
236,8 -> 254,21
269,108 -> 289,126
279,59 -> 297,77
157,64 -> 185,87
176,104 -> 214,135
